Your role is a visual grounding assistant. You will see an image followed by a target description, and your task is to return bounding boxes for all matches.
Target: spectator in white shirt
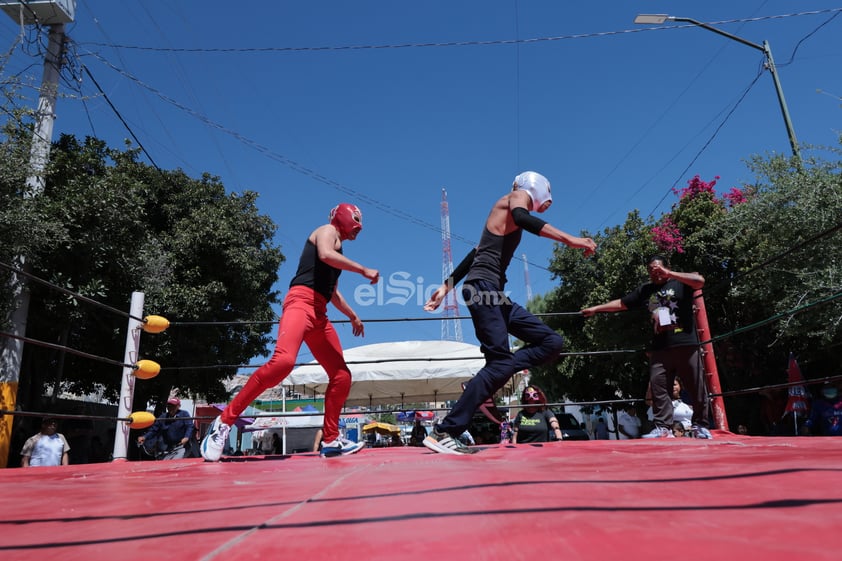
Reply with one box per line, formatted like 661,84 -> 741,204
647,378 -> 693,431
617,404 -> 642,439
21,418 -> 70,467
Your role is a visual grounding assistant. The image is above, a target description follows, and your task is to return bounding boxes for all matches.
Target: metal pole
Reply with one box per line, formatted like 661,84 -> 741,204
762,40 -> 801,160
0,24 -> 67,469
282,389 -> 287,455
24,24 -> 66,196
113,291 -> 144,462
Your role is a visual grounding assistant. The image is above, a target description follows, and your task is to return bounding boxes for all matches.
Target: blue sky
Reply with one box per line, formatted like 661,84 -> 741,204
2,1 -> 841,362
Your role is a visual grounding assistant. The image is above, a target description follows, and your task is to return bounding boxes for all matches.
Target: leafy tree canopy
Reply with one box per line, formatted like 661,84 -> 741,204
529,145 -> 842,421
1,123 -> 284,411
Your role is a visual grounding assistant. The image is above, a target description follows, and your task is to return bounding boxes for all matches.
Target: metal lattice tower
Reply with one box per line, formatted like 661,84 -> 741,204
440,188 -> 462,341
522,254 -> 533,303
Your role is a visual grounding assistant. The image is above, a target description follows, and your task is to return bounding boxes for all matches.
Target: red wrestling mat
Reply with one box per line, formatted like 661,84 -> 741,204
3,432 -> 841,561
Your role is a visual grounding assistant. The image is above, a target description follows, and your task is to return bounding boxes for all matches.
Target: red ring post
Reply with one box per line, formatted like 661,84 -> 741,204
694,289 -> 729,431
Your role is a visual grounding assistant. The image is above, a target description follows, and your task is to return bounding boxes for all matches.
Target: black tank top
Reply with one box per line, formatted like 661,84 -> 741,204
289,239 -> 342,300
465,227 -> 522,289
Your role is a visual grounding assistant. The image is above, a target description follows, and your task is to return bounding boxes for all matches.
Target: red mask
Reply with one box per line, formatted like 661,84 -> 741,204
329,203 -> 363,240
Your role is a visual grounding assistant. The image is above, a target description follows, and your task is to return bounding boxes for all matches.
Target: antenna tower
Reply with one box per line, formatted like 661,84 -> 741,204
522,254 -> 533,302
440,188 -> 462,341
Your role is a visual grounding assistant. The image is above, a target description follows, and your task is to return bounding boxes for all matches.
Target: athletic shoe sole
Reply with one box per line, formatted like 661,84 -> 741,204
321,441 -> 365,458
422,435 -> 478,455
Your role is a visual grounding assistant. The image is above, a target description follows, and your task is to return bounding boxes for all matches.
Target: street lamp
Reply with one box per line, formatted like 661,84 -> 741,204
634,14 -> 801,161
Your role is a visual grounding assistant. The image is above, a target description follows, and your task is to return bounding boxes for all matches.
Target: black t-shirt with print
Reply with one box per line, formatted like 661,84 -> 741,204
620,279 -> 699,350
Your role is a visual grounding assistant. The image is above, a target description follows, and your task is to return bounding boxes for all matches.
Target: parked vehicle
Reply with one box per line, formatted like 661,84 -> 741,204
554,412 -> 590,441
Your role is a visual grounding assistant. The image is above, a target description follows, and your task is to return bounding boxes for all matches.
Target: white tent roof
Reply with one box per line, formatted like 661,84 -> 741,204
246,413 -> 325,432
283,340 -> 485,406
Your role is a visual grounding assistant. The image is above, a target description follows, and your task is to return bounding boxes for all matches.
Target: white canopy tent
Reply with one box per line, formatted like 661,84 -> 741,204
282,340 -> 486,406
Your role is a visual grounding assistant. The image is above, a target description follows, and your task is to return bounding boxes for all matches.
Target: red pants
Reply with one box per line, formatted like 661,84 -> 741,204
222,285 -> 351,442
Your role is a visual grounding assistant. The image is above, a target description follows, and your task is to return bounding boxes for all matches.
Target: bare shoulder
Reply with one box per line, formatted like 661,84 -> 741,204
311,224 -> 340,248
508,189 -> 531,209
486,192 -> 531,234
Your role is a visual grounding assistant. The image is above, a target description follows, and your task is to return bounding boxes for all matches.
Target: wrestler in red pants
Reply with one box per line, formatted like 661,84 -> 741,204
222,286 -> 350,442
201,203 -> 379,461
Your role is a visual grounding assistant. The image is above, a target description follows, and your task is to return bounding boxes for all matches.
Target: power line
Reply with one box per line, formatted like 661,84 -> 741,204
585,7 -> 767,230
645,69 -> 765,219
8,7 -> 838,277
638,10 -> 840,221
779,9 -> 842,66
76,9 -> 842,54
78,48 -> 553,276
704,218 -> 842,298
0,330 -> 132,369
0,260 -> 145,323
80,64 -> 163,172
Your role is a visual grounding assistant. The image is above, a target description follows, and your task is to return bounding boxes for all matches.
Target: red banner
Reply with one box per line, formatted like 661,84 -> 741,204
785,353 -> 810,414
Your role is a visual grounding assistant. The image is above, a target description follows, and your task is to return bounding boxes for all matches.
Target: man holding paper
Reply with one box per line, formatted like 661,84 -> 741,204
581,255 -> 711,439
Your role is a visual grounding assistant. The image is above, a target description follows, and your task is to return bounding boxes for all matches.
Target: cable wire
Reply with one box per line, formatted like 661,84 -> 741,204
704,218 -> 842,297
0,330 -> 133,369
646,69 -> 765,219
76,9 -> 842,54
0,260 -> 146,323
80,64 -> 163,172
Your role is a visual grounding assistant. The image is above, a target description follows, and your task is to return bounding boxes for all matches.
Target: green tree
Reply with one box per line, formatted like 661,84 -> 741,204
8,134 -> 284,412
529,146 -> 842,429
0,111 -> 67,327
708,149 -> 842,384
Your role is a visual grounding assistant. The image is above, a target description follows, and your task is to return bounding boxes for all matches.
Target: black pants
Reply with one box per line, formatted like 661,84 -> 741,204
649,345 -> 709,429
437,280 -> 564,436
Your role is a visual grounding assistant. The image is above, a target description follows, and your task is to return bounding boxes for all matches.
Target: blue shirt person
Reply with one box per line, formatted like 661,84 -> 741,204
806,384 -> 842,436
137,398 -> 195,459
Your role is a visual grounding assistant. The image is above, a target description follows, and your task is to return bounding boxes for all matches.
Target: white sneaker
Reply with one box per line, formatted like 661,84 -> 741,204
423,428 -> 479,454
641,426 -> 674,439
200,416 -> 231,462
320,437 -> 364,457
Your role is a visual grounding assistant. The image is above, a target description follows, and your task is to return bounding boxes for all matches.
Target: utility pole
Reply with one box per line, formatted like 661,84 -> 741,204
0,0 -> 75,468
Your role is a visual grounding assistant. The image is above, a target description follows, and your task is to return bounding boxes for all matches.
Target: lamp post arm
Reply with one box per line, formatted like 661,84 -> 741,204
670,17 -> 764,52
